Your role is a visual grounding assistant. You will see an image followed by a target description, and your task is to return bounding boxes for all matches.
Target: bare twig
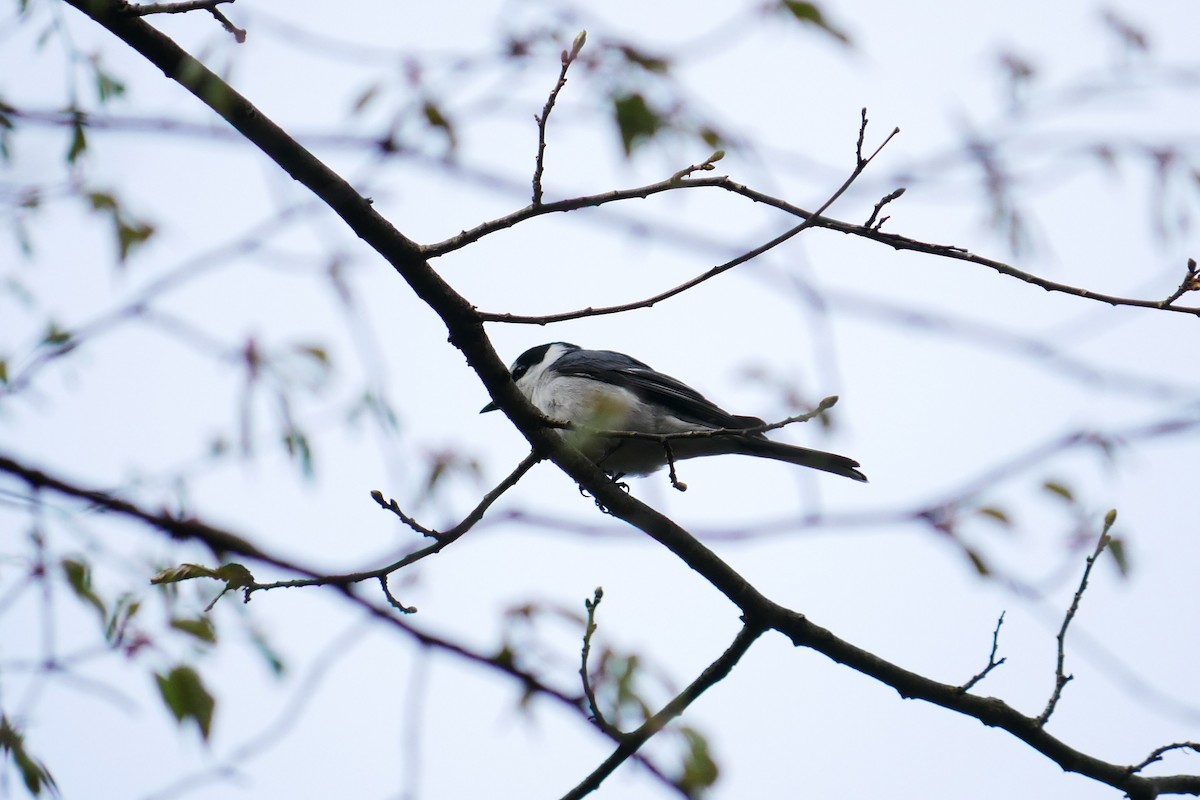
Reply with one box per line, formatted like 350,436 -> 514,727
119,0 -> 245,41
478,114 -> 897,325
540,396 -> 837,445
865,187 -> 905,229
1129,743 -> 1200,775
958,611 -> 1007,693
248,452 -> 541,594
1037,514 -> 1115,726
579,588 -> 619,737
1162,257 -> 1200,306
532,31 -> 586,205
663,442 -> 687,492
119,0 -> 232,15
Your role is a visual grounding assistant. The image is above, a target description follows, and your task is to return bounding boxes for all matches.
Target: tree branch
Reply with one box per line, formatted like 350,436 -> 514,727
563,622 -> 765,800
57,5 -> 1200,798
532,31 -> 586,205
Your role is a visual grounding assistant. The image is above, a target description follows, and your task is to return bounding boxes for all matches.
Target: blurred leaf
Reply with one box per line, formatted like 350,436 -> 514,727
699,126 -> 723,148
964,547 -> 991,576
678,726 -> 719,794
612,92 -> 663,157
213,563 -> 254,589
170,617 -> 217,644
976,506 -> 1012,528
1042,480 -> 1074,503
294,344 -> 329,365
94,66 -> 126,104
66,116 -> 86,163
62,558 -> 106,620
776,1 -> 850,43
0,359 -> 7,385
0,101 -> 13,163
0,715 -> 59,797
105,593 -> 141,644
155,666 -> 215,741
1107,536 -> 1131,577
422,99 -> 457,151
350,82 -> 380,114
42,322 -> 71,347
248,626 -> 286,677
617,44 -> 670,73
87,191 -> 117,211
151,563 -> 219,585
116,218 -> 155,262
283,428 -> 314,478
347,390 -> 400,430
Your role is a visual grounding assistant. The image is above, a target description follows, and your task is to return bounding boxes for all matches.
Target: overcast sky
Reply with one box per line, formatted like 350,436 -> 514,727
2,1 -> 1199,799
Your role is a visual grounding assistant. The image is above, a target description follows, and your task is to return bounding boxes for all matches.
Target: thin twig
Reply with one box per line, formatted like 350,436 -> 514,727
958,611 -> 1007,693
532,31 -> 586,205
663,442 -> 687,492
248,452 -> 540,594
1037,516 -> 1115,726
119,0 -> 232,15
865,187 -> 905,229
542,396 -> 837,444
478,115 -> 899,325
1129,742 -> 1200,775
1162,257 -> 1200,306
579,588 -> 619,737
118,0 -> 245,41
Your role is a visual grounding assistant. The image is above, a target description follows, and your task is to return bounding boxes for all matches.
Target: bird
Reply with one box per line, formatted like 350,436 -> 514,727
481,342 -> 866,482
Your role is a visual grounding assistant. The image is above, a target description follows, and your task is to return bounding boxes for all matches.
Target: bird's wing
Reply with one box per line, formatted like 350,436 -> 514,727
552,349 -> 762,430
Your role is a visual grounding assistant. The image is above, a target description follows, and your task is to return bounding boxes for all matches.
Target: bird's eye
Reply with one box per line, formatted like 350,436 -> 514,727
511,364 -> 528,381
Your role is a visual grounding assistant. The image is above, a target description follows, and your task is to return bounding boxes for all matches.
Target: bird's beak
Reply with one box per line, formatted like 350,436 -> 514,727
480,401 -> 498,413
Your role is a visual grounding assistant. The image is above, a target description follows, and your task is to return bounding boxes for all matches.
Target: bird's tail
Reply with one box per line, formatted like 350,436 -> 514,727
738,438 -> 868,482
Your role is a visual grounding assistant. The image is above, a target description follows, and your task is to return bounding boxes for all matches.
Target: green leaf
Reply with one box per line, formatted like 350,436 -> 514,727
964,547 -> 990,576
1042,480 -> 1074,503
213,562 -> 254,589
105,594 -> 142,644
0,715 -> 58,797
283,428 -> 314,478
976,506 -> 1012,528
116,218 -> 155,262
1107,536 -> 1131,577
66,117 -> 86,163
617,44 -> 670,73
151,563 -> 219,585
62,558 -> 106,620
170,617 -> 217,644
155,666 -> 215,741
678,726 -> 719,793
421,99 -> 457,151
94,68 -> 126,104
42,322 -> 71,346
612,92 -> 664,157
0,359 -> 7,385
777,1 -> 851,43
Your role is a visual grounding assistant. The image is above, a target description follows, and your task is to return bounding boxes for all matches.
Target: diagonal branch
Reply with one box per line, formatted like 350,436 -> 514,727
563,622 -> 766,800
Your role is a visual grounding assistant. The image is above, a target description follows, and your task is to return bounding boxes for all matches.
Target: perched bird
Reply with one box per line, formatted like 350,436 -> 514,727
481,342 -> 866,482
